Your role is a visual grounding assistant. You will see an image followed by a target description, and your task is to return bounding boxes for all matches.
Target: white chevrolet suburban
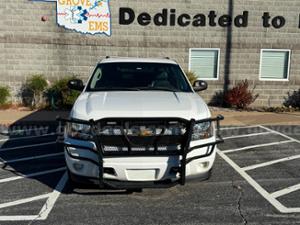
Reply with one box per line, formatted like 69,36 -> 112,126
58,57 -> 224,189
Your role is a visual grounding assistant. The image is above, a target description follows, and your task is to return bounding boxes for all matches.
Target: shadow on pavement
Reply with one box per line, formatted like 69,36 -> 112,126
0,110 -> 70,193
0,110 -> 143,195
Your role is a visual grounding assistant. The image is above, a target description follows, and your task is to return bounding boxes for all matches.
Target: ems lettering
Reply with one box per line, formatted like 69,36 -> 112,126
88,21 -> 109,31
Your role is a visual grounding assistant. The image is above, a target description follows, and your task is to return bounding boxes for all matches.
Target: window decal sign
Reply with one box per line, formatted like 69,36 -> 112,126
32,0 -> 112,36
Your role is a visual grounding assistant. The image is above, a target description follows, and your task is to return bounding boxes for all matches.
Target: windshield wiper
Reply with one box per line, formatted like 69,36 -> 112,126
92,87 -> 141,91
137,87 -> 179,92
92,87 -> 181,92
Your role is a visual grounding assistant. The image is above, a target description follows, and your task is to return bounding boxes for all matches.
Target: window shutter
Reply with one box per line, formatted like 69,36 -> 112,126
261,51 -> 289,80
190,50 -> 219,79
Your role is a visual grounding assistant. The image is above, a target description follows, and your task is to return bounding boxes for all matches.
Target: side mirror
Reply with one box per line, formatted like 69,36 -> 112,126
193,80 -> 208,92
68,79 -> 85,91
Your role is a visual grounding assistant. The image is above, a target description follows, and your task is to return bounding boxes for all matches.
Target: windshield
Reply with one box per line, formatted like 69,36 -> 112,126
86,62 -> 193,92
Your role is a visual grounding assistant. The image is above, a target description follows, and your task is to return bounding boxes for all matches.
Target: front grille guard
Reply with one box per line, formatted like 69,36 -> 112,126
57,115 -> 224,188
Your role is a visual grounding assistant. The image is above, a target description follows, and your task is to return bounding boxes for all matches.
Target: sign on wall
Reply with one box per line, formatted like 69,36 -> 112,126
34,0 -> 111,36
32,1 -> 300,36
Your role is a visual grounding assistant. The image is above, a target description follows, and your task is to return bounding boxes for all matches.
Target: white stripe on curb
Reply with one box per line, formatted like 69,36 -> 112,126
0,167 -> 66,184
243,154 -> 300,171
0,152 -> 64,165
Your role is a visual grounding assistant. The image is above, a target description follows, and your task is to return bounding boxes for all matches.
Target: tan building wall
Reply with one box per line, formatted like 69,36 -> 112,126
1,0 -> 300,106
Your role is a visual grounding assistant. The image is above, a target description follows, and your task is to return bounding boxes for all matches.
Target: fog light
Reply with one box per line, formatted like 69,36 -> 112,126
103,167 -> 116,175
73,163 -> 84,171
199,162 -> 209,169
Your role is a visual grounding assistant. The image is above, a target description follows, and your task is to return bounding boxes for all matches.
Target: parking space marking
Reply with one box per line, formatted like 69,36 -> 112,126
0,141 -> 57,152
0,172 -> 68,221
0,152 -> 64,165
0,133 -> 56,142
222,140 -> 294,154
0,167 -> 66,184
0,193 -> 51,209
37,172 -> 68,220
217,149 -> 289,213
0,215 -> 41,221
243,154 -> 300,171
220,125 -> 259,131
218,125 -> 300,213
260,125 -> 300,144
0,123 -> 299,221
0,129 -> 68,222
0,127 -> 50,136
271,183 -> 300,199
223,131 -> 273,140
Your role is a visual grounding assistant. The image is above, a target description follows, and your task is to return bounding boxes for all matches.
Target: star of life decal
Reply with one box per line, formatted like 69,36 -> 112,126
33,0 -> 111,36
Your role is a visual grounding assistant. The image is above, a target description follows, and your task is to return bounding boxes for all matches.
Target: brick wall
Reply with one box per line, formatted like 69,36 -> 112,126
1,0 -> 300,106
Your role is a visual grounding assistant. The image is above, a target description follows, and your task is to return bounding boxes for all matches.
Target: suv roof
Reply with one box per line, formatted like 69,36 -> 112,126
99,57 -> 178,65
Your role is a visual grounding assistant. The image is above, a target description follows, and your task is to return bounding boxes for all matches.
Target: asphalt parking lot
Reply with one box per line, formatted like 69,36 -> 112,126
0,123 -> 300,225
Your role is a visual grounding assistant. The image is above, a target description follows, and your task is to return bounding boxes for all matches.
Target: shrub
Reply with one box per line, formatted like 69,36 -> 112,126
284,89 -> 300,108
45,76 -> 80,110
224,80 -> 259,109
25,75 -> 48,108
27,75 -> 48,94
19,84 -> 34,107
209,90 -> 225,107
0,86 -> 10,105
185,71 -> 198,85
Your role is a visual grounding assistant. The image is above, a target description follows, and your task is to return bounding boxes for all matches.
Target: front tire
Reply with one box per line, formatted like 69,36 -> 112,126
201,168 -> 213,181
67,169 -> 87,188
67,169 -> 78,186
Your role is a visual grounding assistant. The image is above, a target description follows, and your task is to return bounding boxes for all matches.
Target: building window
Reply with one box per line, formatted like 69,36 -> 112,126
189,48 -> 220,80
260,49 -> 291,81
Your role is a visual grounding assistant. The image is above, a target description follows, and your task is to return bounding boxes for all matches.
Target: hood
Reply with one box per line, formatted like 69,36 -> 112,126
70,91 -> 210,121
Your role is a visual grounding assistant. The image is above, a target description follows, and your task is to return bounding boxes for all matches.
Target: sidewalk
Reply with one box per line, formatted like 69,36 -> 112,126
0,109 -> 299,126
212,110 -> 300,126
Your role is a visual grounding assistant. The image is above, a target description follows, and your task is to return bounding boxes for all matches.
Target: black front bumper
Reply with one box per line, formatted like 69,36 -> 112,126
58,116 -> 224,188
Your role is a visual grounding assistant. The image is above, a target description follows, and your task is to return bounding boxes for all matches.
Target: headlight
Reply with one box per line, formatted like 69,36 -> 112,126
65,122 -> 92,140
191,121 -> 214,141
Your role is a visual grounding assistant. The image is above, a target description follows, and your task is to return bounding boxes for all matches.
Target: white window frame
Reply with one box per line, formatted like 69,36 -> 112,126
259,49 -> 291,82
188,48 -> 220,81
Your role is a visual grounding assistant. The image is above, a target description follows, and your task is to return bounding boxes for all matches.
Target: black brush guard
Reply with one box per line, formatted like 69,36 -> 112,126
57,115 -> 224,188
